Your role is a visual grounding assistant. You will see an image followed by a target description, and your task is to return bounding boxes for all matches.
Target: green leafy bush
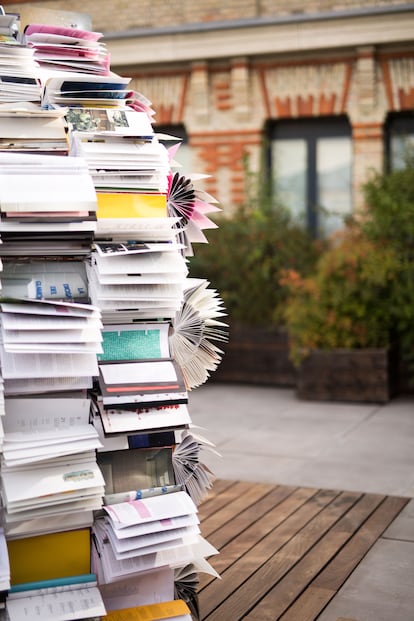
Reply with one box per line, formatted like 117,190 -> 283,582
361,153 -> 414,366
189,203 -> 321,326
282,154 -> 414,373
280,226 -> 399,365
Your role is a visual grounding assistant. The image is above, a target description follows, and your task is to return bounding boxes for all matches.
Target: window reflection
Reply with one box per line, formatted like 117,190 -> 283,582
317,136 -> 352,235
270,116 -> 352,236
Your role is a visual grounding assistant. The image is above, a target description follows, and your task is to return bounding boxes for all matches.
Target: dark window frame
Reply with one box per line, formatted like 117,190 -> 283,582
385,111 -> 414,171
267,115 -> 352,236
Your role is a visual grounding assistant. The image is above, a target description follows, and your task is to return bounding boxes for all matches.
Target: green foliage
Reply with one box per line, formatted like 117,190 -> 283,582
189,200 -> 321,327
362,154 -> 414,249
361,153 -> 414,364
280,227 -> 399,365
282,154 -> 414,372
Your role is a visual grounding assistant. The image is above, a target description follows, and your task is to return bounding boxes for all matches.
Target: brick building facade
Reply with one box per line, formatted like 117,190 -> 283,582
5,0 -> 414,233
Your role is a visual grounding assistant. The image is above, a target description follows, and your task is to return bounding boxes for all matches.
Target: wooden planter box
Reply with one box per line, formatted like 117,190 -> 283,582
212,322 -> 296,387
296,347 -> 398,403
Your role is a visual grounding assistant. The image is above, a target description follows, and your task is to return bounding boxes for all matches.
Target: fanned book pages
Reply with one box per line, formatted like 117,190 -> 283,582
172,431 -> 219,505
166,171 -> 221,257
169,279 -> 228,389
174,559 -> 220,621
174,564 -> 200,621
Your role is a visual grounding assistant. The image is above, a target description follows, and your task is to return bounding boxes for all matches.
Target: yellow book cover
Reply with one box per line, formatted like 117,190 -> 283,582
105,599 -> 191,620
7,528 -> 91,585
96,193 -> 167,219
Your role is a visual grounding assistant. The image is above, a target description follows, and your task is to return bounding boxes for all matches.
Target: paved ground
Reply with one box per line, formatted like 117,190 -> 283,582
188,382 -> 414,621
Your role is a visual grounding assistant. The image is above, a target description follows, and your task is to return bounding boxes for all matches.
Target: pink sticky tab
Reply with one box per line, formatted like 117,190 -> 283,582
129,499 -> 152,519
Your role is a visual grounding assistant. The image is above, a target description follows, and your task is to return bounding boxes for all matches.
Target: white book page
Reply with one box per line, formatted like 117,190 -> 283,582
0,172 -> 97,212
99,403 -> 191,434
98,567 -> 174,611
5,497 -> 103,522
0,299 -> 100,317
3,440 -> 102,468
4,376 -> 93,395
4,341 -> 103,354
0,347 -> 99,379
5,509 -> 94,538
111,513 -> 199,540
6,586 -> 106,621
0,115 -> 67,139
100,360 -> 177,385
109,524 -> 200,556
2,460 -> 105,504
96,272 -> 185,285
103,491 -> 196,529
1,313 -> 102,331
2,326 -> 102,343
3,397 -> 90,432
95,252 -> 187,275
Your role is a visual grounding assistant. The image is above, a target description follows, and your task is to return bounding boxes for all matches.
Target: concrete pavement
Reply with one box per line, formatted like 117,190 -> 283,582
188,382 -> 414,497
188,382 -> 414,621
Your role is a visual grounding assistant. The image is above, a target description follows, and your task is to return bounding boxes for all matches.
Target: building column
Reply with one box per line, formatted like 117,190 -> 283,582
348,45 -> 387,212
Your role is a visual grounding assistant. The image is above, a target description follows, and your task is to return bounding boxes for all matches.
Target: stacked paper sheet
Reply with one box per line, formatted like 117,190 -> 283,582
0,104 -> 69,155
87,244 -> 188,322
92,491 -> 217,584
1,397 -> 102,467
0,152 -> 97,256
0,9 -> 228,620
0,40 -> 41,103
24,23 -> 110,75
0,299 -> 101,382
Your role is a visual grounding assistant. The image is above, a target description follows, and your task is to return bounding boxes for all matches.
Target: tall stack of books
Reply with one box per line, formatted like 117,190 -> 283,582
0,7 -> 226,621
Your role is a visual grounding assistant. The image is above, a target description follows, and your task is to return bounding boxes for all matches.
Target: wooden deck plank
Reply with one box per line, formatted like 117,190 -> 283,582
206,484 -> 298,551
198,480 -> 409,621
202,490 -> 362,620
243,492 -> 385,620
199,486 -> 319,585
198,480 -> 255,521
198,485 -> 298,591
201,481 -> 276,538
277,495 -> 409,621
201,479 -> 237,510
199,488 -> 340,618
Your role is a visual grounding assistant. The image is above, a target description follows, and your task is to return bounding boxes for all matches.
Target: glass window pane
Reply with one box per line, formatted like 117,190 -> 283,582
317,136 -> 352,236
390,133 -> 414,170
271,139 -> 307,222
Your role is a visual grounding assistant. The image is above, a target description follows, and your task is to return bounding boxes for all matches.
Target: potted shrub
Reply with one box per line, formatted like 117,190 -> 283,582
361,153 -> 414,392
280,224 -> 400,402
